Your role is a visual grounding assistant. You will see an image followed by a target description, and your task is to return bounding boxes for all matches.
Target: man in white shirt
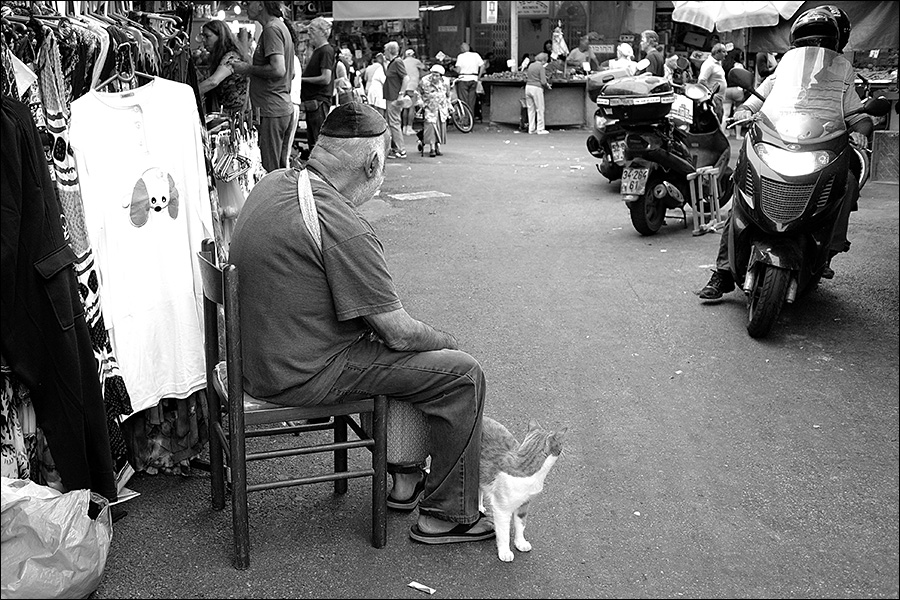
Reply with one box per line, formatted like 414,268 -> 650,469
402,49 -> 425,135
454,42 -> 484,119
698,43 -> 727,121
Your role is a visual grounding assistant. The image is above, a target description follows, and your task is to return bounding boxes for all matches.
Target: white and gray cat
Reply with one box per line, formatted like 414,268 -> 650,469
479,416 -> 566,562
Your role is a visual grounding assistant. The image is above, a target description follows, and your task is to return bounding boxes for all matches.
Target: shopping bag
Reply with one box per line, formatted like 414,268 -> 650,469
1,477 -> 113,599
361,400 -> 430,468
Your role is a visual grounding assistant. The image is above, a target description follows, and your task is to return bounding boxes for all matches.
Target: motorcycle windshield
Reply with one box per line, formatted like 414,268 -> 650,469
758,47 -> 847,144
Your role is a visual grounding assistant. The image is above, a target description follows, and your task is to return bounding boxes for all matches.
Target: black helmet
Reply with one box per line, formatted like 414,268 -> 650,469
821,5 -> 852,51
790,6 -> 840,51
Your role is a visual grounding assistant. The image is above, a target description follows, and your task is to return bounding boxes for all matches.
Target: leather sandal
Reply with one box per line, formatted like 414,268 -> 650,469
387,471 -> 426,511
409,512 -> 495,544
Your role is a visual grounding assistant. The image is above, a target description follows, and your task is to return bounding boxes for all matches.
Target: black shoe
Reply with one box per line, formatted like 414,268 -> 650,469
821,262 -> 835,279
699,270 -> 735,300
429,148 -> 436,157
435,145 -> 442,156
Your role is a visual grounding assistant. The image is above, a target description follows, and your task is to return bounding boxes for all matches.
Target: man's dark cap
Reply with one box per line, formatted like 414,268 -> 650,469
320,102 -> 387,138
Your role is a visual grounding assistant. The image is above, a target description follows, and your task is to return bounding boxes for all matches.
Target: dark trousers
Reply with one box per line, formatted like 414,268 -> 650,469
304,100 -> 331,153
258,114 -> 293,173
456,80 -> 477,114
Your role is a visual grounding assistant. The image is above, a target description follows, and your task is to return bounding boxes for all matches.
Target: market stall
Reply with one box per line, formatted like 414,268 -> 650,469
482,66 -> 596,128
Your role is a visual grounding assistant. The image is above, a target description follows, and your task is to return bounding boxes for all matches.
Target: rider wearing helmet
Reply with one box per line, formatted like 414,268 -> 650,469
698,5 -> 872,300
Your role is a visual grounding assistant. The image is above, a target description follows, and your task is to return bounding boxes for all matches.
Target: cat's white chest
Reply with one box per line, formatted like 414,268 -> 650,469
485,455 -> 557,511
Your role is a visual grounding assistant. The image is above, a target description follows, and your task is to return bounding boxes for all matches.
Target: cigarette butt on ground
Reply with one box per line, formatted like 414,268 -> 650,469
408,581 -> 436,595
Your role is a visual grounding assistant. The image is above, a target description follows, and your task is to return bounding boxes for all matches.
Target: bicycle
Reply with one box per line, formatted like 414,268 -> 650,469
448,79 -> 474,133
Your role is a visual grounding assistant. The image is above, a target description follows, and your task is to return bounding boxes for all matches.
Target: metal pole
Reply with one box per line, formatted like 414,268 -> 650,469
510,0 -> 518,69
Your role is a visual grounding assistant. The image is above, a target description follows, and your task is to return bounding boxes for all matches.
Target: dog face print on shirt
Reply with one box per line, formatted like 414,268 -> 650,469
130,167 -> 179,227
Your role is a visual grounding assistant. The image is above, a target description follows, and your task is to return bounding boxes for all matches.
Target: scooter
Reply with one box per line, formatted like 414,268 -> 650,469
611,75 -> 733,236
586,68 -> 634,182
722,47 -> 890,338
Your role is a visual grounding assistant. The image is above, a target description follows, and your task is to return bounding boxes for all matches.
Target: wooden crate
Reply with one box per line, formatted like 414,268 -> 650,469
871,130 -> 899,184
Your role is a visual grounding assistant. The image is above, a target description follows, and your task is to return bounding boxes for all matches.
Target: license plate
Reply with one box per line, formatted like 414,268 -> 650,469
621,167 -> 650,195
610,140 -> 626,163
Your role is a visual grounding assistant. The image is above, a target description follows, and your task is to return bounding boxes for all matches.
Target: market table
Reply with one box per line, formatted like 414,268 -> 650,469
482,78 -> 595,128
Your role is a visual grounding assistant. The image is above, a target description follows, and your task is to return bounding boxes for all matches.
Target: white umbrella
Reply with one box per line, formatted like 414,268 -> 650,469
671,1 -> 806,32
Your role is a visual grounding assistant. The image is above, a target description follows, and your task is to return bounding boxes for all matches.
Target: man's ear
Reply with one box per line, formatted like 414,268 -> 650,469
365,150 -> 381,179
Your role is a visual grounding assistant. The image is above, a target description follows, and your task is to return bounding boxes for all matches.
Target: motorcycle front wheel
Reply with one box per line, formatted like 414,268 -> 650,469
628,173 -> 666,236
746,264 -> 791,338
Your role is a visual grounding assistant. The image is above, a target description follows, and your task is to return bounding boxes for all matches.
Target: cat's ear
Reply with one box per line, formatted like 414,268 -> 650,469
553,427 -> 568,442
527,419 -> 541,432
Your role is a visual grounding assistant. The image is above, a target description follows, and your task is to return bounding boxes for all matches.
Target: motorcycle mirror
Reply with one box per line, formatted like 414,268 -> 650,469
675,56 -> 690,71
727,67 -> 754,90
862,96 -> 892,117
727,67 -> 765,102
635,58 -> 650,71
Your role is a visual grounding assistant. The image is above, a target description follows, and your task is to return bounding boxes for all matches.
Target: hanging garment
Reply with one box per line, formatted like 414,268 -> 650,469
31,25 -> 134,458
69,77 -> 213,416
0,95 -> 117,502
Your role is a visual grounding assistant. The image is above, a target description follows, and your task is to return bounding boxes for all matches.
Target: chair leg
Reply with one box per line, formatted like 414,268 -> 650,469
372,396 -> 388,548
230,414 -> 250,569
207,389 -> 226,511
334,416 -> 348,494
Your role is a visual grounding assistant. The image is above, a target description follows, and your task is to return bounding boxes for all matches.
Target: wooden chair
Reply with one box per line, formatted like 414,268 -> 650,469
197,239 -> 387,569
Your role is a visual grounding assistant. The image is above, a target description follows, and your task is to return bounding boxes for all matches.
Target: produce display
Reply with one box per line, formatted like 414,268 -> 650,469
482,71 -> 526,80
855,67 -> 897,83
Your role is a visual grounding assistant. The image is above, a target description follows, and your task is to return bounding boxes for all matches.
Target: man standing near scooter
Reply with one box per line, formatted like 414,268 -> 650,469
698,5 -> 872,301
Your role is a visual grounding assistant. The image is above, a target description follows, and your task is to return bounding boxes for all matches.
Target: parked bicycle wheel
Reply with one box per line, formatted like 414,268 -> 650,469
450,99 -> 474,133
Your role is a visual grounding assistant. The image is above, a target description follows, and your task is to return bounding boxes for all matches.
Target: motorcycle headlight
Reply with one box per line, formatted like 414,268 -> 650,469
754,143 -> 835,177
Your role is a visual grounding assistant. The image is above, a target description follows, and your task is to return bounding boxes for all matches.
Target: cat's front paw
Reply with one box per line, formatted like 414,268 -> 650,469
498,549 -> 515,562
515,539 -> 532,552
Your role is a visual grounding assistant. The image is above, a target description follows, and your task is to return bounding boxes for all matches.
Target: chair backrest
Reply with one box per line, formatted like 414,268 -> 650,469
197,239 -> 244,431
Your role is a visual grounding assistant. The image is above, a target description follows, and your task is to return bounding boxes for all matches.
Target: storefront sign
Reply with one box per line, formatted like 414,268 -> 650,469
332,1 -> 419,21
516,1 -> 549,17
594,44 -> 613,54
482,1 -> 498,24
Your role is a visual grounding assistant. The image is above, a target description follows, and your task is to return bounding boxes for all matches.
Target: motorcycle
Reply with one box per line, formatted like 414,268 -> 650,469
600,65 -> 733,236
722,47 -> 890,338
585,68 -> 632,182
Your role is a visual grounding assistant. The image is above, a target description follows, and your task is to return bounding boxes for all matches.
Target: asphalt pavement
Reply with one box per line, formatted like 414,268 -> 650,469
91,122 -> 899,599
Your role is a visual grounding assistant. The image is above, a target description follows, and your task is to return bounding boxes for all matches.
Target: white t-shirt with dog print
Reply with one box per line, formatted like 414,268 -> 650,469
70,77 -> 213,416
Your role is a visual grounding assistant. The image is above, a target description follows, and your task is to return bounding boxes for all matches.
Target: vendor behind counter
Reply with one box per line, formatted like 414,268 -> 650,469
566,35 -> 600,75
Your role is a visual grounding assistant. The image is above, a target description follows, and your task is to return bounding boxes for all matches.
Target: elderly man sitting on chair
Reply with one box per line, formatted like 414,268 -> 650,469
229,102 -> 493,545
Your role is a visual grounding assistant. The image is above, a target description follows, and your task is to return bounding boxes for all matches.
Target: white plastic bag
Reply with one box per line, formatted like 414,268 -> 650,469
1,477 -> 112,599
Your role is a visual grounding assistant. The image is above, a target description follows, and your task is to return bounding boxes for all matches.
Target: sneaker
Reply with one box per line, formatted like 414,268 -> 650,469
536,130 -> 550,135
699,269 -> 735,300
390,150 -> 407,159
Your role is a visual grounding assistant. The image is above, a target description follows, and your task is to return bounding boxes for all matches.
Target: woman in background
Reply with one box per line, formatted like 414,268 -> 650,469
364,53 -> 387,118
417,64 -> 450,157
722,48 -> 746,138
198,20 -> 249,113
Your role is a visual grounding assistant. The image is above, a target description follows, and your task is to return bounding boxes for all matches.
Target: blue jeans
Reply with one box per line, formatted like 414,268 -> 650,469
320,336 -> 485,525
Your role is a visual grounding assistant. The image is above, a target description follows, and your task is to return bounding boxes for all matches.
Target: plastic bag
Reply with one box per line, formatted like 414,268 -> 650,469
1,477 -> 112,599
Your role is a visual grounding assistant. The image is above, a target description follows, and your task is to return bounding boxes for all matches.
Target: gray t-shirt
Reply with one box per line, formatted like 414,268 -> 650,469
249,18 -> 294,117
230,168 -> 402,404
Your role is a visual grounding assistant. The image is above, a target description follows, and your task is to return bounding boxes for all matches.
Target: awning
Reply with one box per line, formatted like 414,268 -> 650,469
748,1 -> 899,53
332,1 -> 420,22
